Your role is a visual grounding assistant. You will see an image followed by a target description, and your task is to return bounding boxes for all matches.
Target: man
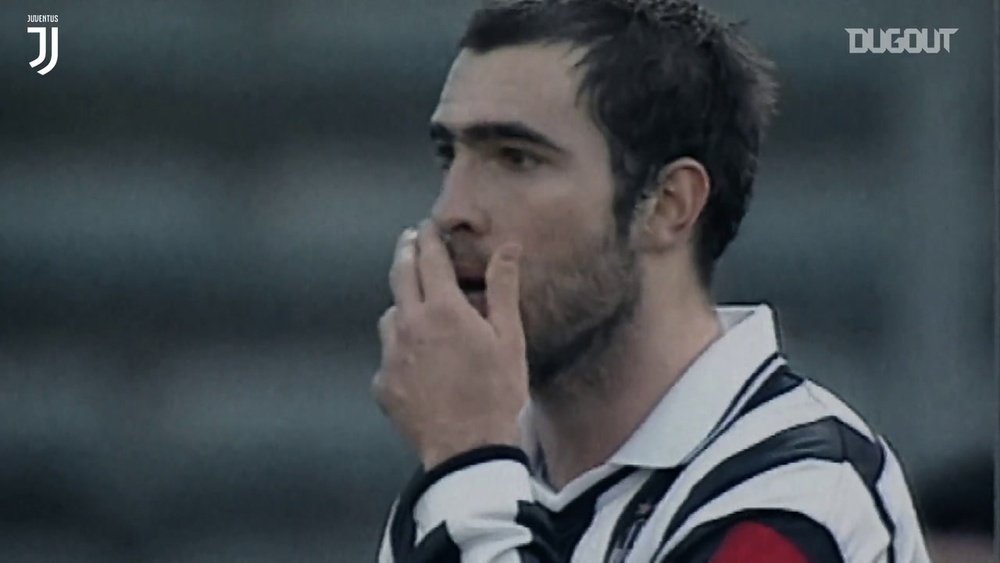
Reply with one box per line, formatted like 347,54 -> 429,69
372,0 -> 931,561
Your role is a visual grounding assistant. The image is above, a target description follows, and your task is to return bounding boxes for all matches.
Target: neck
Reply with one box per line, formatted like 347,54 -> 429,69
529,276 -> 721,490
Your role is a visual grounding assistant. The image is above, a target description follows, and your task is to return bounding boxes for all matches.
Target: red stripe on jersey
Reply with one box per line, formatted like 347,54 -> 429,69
710,521 -> 809,563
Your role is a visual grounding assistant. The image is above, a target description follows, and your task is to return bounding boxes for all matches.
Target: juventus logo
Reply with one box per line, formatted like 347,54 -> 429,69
27,25 -> 59,75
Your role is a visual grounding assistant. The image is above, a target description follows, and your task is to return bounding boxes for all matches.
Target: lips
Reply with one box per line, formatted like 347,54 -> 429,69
453,264 -> 488,315
457,276 -> 486,293
454,263 -> 487,292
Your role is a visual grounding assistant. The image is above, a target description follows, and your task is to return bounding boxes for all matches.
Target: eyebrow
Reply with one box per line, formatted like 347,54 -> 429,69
429,120 -> 568,155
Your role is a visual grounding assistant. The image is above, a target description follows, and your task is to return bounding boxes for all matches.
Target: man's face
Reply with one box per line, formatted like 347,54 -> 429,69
429,43 -> 641,387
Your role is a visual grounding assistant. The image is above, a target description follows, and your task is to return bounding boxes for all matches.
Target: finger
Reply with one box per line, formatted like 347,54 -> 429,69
389,228 -> 421,309
415,220 -> 464,303
372,307 -> 397,414
378,305 -> 397,346
377,306 -> 397,355
485,243 -> 523,341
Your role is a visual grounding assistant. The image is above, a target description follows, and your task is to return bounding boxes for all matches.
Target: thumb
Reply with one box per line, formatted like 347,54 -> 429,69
485,243 -> 523,342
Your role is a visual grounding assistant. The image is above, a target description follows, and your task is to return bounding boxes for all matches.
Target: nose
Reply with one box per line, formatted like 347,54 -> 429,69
430,160 -> 490,237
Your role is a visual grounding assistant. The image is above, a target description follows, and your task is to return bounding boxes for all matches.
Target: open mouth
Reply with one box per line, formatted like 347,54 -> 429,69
456,275 -> 488,316
457,277 -> 486,294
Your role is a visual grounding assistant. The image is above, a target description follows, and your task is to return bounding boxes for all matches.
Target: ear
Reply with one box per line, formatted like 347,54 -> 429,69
632,157 -> 711,252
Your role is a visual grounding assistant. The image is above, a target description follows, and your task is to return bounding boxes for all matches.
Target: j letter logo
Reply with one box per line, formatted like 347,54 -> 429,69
27,15 -> 60,75
846,28 -> 958,54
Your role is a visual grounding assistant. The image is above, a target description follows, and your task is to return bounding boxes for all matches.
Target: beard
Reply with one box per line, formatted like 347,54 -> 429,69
519,230 -> 640,391
447,226 -> 641,392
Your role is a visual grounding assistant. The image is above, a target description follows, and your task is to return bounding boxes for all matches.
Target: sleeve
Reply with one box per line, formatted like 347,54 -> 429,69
662,511 -> 845,563
376,445 -> 562,563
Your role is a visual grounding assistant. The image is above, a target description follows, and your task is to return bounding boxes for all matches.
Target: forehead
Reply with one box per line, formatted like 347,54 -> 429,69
432,44 -> 599,143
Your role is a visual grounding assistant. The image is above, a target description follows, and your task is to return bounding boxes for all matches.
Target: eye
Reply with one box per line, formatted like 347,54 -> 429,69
498,147 -> 543,170
433,143 -> 455,170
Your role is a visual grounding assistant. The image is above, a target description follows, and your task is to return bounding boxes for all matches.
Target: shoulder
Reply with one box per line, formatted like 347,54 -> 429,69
716,367 -> 883,472
656,369 -> 901,561
702,368 -> 890,507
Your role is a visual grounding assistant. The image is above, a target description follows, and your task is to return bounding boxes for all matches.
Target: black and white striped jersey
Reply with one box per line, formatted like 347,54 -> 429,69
377,304 -> 931,562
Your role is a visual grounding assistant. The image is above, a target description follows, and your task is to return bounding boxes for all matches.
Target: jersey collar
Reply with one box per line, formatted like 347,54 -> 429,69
520,303 -> 784,475
608,303 -> 782,468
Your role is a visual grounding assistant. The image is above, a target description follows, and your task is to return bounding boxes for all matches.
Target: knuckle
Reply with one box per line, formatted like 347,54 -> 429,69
371,388 -> 390,416
394,312 -> 416,340
388,259 -> 402,282
379,306 -> 397,327
371,369 -> 402,404
370,372 -> 387,398
425,300 -> 457,323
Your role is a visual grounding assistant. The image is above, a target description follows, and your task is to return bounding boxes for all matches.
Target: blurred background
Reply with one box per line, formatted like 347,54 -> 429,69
0,0 -> 995,561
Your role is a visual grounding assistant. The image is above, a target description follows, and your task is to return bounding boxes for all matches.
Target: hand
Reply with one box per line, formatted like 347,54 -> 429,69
372,221 -> 529,469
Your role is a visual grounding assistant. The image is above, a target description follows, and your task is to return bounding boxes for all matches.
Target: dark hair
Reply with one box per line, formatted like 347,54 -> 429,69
459,0 -> 778,285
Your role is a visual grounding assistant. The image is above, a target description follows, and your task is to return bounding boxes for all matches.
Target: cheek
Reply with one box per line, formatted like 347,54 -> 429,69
515,229 -> 637,346
483,163 -> 616,267
533,210 -> 614,273
517,221 -> 613,304
522,181 -> 614,253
